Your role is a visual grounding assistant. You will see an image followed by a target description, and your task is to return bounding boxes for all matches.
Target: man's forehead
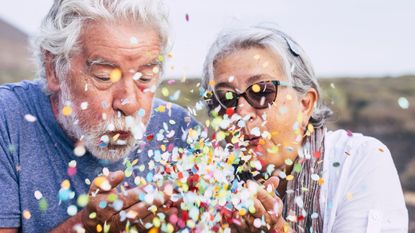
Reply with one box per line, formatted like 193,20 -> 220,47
80,19 -> 162,53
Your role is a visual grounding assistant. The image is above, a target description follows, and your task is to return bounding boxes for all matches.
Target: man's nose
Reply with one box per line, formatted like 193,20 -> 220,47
112,77 -> 141,116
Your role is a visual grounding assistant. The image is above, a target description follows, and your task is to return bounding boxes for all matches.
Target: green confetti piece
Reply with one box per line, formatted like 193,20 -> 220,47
39,198 -> 48,212
225,92 -> 233,100
77,194 -> 89,207
293,163 -> 302,173
107,193 -> 118,202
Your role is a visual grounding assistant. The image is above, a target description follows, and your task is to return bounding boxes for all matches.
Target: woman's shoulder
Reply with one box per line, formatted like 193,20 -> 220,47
324,129 -> 390,166
321,129 -> 408,232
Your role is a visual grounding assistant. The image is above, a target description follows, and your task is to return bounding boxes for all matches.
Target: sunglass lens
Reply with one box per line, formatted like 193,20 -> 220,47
245,81 -> 277,108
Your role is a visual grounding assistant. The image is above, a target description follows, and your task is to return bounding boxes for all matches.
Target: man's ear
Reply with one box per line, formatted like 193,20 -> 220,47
44,51 -> 60,93
300,88 -> 318,126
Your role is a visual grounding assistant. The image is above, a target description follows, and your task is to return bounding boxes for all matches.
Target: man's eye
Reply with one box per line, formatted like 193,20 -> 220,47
94,75 -> 111,82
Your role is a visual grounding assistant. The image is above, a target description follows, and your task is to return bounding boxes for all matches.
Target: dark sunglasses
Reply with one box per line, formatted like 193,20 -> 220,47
208,80 -> 292,113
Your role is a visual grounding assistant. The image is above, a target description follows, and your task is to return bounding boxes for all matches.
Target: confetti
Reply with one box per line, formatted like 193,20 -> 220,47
62,106 -> 73,116
34,190 -> 43,200
24,114 -> 37,122
23,210 -> 31,219
398,97 -> 409,109
67,205 -> 78,216
251,84 -> 261,93
80,102 -> 88,110
110,68 -> 122,83
129,36 -> 139,44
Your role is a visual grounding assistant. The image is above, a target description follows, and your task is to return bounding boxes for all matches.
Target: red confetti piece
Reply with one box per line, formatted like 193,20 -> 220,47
346,130 -> 353,137
146,134 -> 154,141
226,107 -> 234,116
313,151 -> 321,159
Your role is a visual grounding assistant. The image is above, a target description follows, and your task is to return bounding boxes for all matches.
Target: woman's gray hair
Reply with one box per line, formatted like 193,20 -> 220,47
202,23 -> 332,128
32,0 -> 170,94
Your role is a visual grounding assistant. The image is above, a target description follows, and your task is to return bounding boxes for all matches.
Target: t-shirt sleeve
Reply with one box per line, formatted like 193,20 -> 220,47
331,137 -> 408,233
0,91 -> 21,228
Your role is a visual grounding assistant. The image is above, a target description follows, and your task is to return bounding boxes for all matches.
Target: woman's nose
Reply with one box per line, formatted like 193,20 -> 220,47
235,96 -> 256,120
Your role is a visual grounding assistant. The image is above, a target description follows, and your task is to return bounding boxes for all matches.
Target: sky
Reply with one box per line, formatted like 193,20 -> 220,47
1,0 -> 415,78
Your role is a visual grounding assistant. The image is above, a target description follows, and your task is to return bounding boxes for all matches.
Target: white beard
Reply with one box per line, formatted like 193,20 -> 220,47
56,81 -> 147,162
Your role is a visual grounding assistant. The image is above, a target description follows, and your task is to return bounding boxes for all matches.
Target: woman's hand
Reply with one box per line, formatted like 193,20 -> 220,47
231,176 -> 292,233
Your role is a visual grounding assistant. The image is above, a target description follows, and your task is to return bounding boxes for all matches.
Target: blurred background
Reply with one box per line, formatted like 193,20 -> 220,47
1,0 -> 414,230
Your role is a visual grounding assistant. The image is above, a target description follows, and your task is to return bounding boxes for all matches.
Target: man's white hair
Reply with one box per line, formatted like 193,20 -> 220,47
32,0 -> 170,93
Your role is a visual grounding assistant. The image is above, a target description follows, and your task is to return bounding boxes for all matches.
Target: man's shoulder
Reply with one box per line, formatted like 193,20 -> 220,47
0,80 -> 43,111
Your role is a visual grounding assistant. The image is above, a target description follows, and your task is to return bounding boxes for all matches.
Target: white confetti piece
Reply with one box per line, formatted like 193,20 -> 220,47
24,114 -> 37,122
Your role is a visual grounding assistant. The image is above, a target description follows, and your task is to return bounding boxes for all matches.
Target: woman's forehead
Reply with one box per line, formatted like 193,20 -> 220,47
213,47 -> 287,89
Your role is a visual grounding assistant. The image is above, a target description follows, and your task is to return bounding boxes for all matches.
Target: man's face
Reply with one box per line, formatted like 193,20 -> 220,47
54,20 -> 162,161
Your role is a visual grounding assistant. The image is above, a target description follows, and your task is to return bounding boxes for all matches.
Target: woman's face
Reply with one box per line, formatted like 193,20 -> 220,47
212,47 -> 317,169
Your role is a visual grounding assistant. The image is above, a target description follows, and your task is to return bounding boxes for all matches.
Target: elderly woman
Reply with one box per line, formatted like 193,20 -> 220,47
202,24 -> 408,232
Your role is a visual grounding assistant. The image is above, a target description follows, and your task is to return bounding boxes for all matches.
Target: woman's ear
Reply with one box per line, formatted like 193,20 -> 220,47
300,88 -> 318,127
44,51 -> 60,93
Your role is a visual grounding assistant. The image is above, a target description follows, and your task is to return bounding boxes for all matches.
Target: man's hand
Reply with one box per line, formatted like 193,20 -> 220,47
82,171 -> 172,232
230,176 -> 292,233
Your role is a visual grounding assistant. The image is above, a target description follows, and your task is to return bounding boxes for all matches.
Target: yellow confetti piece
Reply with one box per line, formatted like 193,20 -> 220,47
62,106 -> 73,116
94,176 -> 111,191
346,192 -> 353,200
112,133 -> 120,141
286,175 -> 294,181
61,179 -> 71,189
318,177 -> 325,186
23,209 -> 31,219
251,84 -> 261,93
161,87 -> 169,97
239,208 -> 247,216
110,68 -> 122,83
96,224 -> 103,232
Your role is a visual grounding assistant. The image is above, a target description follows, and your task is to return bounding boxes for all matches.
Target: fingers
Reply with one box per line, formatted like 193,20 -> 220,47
90,171 -> 125,193
263,176 -> 280,195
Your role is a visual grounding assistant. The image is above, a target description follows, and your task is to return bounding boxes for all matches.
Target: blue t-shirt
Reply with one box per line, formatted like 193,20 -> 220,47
0,80 -> 200,232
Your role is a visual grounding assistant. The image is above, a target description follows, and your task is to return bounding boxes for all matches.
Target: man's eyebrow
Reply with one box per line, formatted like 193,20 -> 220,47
86,57 -> 118,67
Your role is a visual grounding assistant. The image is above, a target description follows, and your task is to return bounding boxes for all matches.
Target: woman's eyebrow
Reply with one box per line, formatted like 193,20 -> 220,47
214,82 -> 234,90
246,74 -> 271,84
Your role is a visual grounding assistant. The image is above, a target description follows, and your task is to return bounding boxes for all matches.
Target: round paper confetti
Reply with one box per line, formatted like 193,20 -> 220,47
23,210 -> 31,219
398,97 -> 409,109
62,106 -> 73,116
110,68 -> 122,83
67,205 -> 78,216
34,190 -> 43,200
251,84 -> 261,93
74,145 -> 86,157
24,114 -> 37,122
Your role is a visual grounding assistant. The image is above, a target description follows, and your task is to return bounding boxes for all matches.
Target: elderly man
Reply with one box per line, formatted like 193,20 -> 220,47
0,0 -> 198,232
